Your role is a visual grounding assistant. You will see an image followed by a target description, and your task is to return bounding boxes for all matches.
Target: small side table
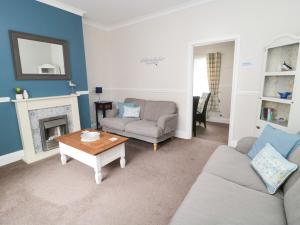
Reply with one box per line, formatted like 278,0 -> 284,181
95,101 -> 112,130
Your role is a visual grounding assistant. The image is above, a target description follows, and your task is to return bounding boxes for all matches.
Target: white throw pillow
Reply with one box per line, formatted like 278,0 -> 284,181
122,106 -> 140,118
251,143 -> 298,194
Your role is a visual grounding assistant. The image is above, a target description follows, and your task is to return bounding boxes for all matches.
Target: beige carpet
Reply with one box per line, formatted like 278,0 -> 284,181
0,138 -> 220,225
196,122 -> 229,144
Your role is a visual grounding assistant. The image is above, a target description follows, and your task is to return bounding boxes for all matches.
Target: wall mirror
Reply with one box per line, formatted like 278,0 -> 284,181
10,31 -> 71,80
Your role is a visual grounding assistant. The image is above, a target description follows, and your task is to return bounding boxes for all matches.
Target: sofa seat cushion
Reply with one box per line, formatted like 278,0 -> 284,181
203,146 -> 271,195
169,172 -> 286,225
102,117 -> 139,131
125,120 -> 163,138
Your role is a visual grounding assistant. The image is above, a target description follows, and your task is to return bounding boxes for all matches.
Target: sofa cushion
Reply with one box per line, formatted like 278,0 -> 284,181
283,146 -> 300,193
169,172 -> 286,225
203,146 -> 271,195
125,98 -> 146,119
116,102 -> 137,117
143,101 -> 177,121
125,120 -> 163,138
248,125 -> 300,159
123,105 -> 140,118
101,117 -> 139,131
250,143 -> 298,194
284,179 -> 300,225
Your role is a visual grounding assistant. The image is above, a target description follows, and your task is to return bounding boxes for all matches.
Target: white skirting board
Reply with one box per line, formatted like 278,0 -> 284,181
175,130 -> 190,139
207,116 -> 230,124
0,150 -> 24,167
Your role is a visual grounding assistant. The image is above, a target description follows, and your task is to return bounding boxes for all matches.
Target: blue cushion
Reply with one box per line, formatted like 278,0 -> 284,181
248,125 -> 300,159
251,143 -> 298,194
117,102 -> 137,118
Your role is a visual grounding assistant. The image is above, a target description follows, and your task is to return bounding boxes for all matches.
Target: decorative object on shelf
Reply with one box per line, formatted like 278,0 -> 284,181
15,87 -> 23,100
262,107 -> 274,121
80,130 -> 100,142
95,87 -> 102,102
140,57 -> 165,66
23,90 -> 29,99
68,80 -> 77,94
281,61 -> 293,71
277,117 -> 286,123
278,91 -> 292,99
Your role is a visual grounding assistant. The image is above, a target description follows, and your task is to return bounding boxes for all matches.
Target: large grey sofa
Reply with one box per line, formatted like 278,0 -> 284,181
169,137 -> 300,225
101,98 -> 178,151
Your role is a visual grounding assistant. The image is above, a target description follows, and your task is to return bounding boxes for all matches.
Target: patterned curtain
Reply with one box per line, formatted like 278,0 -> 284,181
207,52 -> 221,112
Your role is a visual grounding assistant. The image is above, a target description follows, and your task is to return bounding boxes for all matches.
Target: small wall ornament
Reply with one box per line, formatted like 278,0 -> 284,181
140,57 -> 165,66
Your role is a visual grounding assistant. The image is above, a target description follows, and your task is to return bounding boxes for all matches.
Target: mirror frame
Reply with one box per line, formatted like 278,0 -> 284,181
10,30 -> 71,80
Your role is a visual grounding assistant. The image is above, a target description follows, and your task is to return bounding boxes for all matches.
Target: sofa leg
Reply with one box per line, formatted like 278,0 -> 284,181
153,143 -> 158,152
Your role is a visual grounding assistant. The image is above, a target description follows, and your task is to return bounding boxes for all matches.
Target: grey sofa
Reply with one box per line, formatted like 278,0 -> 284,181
169,137 -> 300,225
101,98 -> 178,151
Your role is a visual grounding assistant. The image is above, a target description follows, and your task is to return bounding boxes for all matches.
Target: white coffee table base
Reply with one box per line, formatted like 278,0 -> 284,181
59,142 -> 126,184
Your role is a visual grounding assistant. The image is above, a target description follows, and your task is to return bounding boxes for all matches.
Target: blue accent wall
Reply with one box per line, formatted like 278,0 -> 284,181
0,0 -> 91,156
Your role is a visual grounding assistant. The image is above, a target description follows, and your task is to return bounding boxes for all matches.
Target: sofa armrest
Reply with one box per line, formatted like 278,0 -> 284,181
157,114 -> 178,134
235,137 -> 257,154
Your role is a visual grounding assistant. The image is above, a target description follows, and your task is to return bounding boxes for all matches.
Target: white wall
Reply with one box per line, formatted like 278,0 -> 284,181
83,0 -> 300,143
194,41 -> 234,122
83,25 -> 112,126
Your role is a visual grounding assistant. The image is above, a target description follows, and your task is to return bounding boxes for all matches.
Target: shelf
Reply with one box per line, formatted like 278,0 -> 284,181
266,43 -> 299,72
260,118 -> 288,127
261,97 -> 293,104
264,71 -> 296,76
11,94 -> 79,103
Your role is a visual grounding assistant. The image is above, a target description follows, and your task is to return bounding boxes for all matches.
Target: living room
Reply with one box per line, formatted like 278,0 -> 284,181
1,0 -> 300,224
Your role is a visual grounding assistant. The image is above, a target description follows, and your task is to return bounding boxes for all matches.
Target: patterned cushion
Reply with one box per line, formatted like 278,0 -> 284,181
251,143 -> 298,194
123,106 -> 140,118
116,102 -> 136,117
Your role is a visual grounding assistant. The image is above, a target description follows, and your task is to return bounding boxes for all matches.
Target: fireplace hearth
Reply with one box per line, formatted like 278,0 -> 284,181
39,115 -> 69,151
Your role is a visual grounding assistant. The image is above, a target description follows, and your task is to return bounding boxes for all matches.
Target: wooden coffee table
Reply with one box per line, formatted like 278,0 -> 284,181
56,130 -> 128,184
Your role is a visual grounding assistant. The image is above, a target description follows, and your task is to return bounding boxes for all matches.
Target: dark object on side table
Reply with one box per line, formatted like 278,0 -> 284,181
95,101 -> 112,130
95,87 -> 102,101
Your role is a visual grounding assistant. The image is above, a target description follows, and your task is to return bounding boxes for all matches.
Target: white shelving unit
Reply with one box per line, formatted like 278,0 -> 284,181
256,35 -> 300,134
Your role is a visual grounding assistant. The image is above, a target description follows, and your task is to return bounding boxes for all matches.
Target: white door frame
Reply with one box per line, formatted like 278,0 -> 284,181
185,35 -> 240,146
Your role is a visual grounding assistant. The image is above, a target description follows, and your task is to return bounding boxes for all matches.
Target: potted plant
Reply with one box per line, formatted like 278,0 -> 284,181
15,87 -> 24,100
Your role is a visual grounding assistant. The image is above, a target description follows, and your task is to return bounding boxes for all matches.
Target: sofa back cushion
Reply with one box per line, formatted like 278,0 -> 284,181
125,98 -> 146,119
283,147 -> 300,193
143,100 -> 177,121
284,178 -> 300,225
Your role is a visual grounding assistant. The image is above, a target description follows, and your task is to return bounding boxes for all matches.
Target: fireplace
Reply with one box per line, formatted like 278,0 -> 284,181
39,115 -> 69,151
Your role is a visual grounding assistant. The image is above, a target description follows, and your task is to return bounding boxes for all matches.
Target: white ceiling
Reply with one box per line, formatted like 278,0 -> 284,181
39,0 -> 213,30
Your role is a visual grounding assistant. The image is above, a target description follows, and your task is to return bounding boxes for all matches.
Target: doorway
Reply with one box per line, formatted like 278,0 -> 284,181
188,38 -> 239,145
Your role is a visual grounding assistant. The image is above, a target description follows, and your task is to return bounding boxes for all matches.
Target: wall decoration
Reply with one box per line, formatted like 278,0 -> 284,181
140,57 -> 165,66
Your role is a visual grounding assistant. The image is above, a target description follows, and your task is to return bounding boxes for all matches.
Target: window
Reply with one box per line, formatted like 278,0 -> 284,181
193,57 -> 209,96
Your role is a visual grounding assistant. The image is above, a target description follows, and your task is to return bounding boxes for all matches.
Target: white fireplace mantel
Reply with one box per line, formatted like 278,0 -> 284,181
13,94 -> 81,164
